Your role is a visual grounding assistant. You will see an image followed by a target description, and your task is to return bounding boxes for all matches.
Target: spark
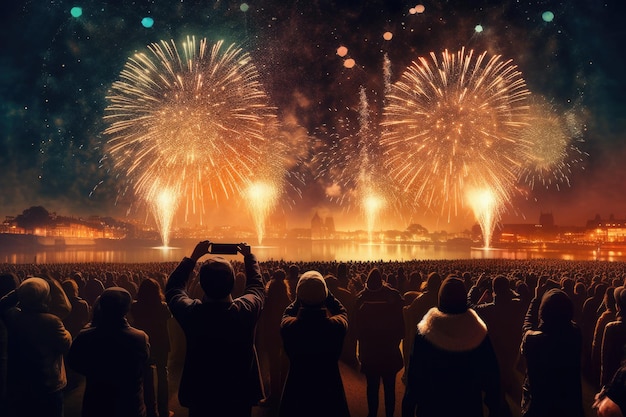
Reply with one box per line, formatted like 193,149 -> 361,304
516,97 -> 587,191
381,47 -> 530,223
103,36 -> 279,244
466,187 -> 501,248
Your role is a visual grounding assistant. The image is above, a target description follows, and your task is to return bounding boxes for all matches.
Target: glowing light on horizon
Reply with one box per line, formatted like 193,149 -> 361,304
363,192 -> 385,242
381,47 -> 530,223
148,184 -> 180,247
245,181 -> 280,245
103,37 -> 279,243
466,187 -> 500,249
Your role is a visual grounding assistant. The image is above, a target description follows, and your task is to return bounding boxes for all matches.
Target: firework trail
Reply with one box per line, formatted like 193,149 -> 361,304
516,97 -> 587,191
381,47 -> 530,223
103,36 -> 279,241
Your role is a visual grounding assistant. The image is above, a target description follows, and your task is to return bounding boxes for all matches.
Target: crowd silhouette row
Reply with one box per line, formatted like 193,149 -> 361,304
2,241 -> 626,417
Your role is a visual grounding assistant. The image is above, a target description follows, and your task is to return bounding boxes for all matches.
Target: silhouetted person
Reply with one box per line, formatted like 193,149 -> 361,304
402,271 -> 441,377
257,268 -> 291,407
594,363 -> 626,417
279,271 -> 350,417
355,268 -> 404,417
602,286 -> 626,387
61,279 -> 90,338
0,277 -> 72,417
325,274 -> 359,368
474,275 -> 526,402
0,272 -> 19,415
593,286 -> 617,389
68,287 -> 150,417
165,241 -> 265,417
520,282 -> 584,417
130,278 -> 172,417
61,279 -> 90,392
402,277 -> 504,417
83,274 -> 105,306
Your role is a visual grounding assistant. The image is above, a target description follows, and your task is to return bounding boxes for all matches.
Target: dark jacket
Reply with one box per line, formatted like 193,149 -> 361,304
165,253 -> 265,416
279,295 -> 350,417
67,317 -> 150,417
355,284 -> 404,374
402,307 -> 503,417
520,290 -> 584,417
0,289 -> 72,398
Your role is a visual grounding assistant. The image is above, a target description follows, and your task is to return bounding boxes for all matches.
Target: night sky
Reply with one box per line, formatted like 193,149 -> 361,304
1,0 -> 625,233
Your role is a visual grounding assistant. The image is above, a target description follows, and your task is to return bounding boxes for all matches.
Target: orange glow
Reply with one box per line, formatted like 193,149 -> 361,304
336,46 -> 348,57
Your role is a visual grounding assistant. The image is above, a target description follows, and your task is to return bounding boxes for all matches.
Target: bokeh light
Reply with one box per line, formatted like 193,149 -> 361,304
70,7 -> 82,18
383,32 -> 393,41
542,11 -> 555,22
240,3 -> 249,12
415,4 -> 425,13
141,17 -> 154,28
475,24 -> 483,33
336,46 -> 348,57
344,58 -> 356,68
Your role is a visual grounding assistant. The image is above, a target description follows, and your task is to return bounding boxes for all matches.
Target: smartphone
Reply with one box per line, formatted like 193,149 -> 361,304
210,243 -> 239,255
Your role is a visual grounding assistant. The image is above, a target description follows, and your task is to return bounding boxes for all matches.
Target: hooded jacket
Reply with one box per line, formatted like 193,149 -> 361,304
402,307 -> 503,417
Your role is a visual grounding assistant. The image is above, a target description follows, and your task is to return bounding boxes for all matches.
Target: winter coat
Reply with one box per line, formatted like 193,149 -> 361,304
355,284 -> 404,374
279,295 -> 350,417
402,307 -> 503,417
68,318 -> 150,417
165,253 -> 265,417
521,292 -> 585,417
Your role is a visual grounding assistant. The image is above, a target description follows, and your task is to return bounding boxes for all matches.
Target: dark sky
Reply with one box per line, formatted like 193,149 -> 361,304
1,0 -> 625,233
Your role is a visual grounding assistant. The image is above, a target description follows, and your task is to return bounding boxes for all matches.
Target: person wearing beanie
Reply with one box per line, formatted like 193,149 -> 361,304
0,277 -> 72,417
165,240 -> 265,417
520,283 -> 585,417
279,270 -> 350,417
67,287 -> 151,417
402,277 -> 505,417
355,268 -> 404,417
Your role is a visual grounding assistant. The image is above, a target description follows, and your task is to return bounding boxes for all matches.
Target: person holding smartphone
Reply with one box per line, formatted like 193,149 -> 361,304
165,240 -> 265,417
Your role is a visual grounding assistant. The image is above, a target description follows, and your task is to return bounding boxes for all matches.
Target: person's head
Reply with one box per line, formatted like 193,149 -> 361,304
424,271 -> 442,293
98,287 -> 132,321
492,275 -> 511,297
136,277 -> 164,303
62,279 -> 79,298
0,272 -> 19,298
366,268 -> 383,291
438,277 -> 468,315
288,264 -> 300,281
199,257 -> 236,300
614,286 -> 626,314
539,288 -> 573,328
17,277 -> 50,311
296,270 -> 328,307
272,269 -> 286,281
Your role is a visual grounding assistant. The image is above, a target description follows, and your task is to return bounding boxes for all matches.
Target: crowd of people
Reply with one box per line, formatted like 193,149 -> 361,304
2,243 -> 626,416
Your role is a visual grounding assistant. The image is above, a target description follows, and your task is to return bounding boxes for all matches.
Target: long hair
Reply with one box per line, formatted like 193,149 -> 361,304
136,277 -> 164,304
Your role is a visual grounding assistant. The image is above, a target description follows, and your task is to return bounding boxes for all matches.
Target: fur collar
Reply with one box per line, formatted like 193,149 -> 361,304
417,307 -> 488,352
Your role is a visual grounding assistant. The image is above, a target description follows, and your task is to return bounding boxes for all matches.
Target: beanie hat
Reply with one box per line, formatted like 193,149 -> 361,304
17,277 -> 50,310
296,270 -> 328,306
366,268 -> 383,291
199,256 -> 235,299
98,287 -> 132,319
438,277 -> 468,315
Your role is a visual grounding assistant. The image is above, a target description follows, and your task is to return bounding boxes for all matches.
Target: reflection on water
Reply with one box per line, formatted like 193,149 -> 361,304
1,239 -> 625,263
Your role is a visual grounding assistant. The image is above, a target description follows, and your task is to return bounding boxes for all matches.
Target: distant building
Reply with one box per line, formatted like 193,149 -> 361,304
585,214 -> 626,244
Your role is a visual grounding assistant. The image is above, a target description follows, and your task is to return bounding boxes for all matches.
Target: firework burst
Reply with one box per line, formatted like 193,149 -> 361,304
516,97 -> 587,191
104,36 -> 278,236
381,48 -> 530,223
